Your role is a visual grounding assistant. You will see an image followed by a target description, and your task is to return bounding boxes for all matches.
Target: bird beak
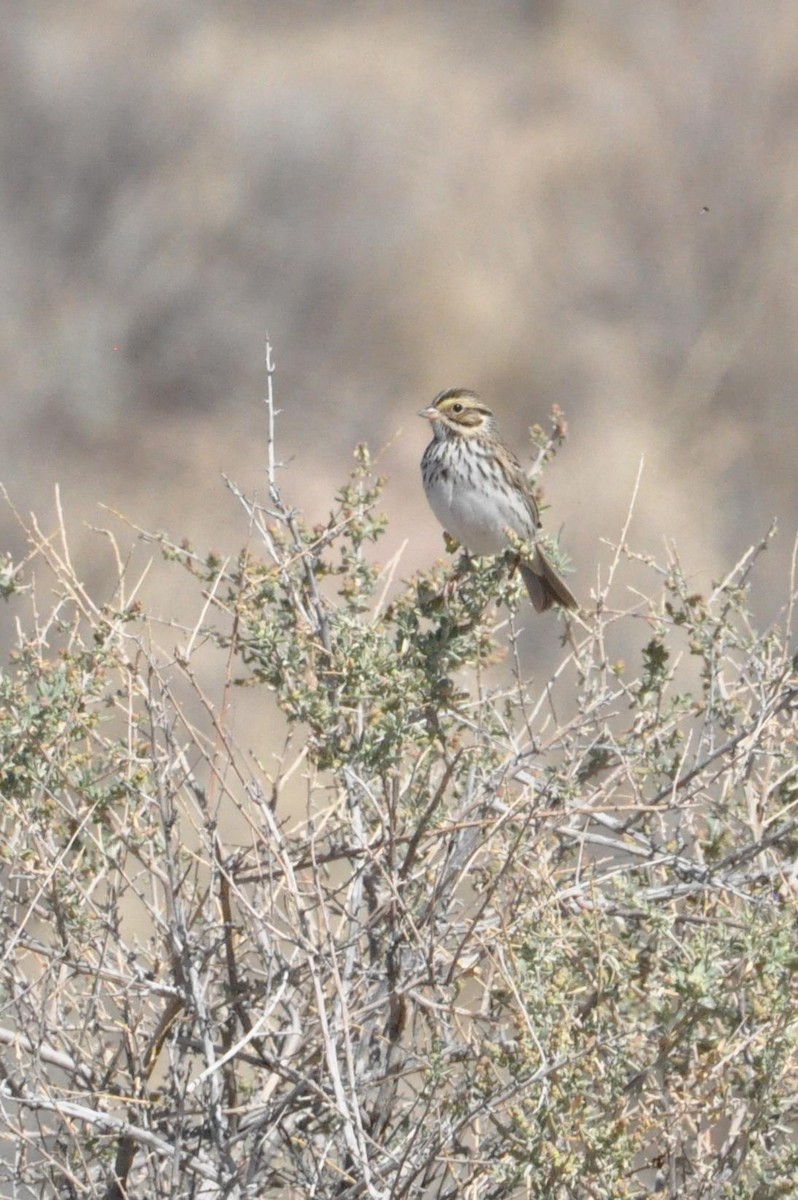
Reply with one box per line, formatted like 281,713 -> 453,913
419,406 -> 440,421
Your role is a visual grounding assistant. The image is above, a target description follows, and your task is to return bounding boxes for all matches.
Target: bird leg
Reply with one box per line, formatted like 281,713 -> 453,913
441,533 -> 471,601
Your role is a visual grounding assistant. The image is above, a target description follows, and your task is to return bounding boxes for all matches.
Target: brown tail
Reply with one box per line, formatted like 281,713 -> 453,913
520,549 -> 578,614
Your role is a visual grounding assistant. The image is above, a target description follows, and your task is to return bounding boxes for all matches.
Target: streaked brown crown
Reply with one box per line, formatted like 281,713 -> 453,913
427,388 -> 494,434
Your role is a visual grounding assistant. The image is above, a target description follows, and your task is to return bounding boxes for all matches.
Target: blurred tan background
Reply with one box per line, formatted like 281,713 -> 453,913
3,0 -> 798,638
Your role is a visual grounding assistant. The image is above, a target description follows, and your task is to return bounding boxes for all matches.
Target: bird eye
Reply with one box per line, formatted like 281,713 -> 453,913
452,402 -> 463,414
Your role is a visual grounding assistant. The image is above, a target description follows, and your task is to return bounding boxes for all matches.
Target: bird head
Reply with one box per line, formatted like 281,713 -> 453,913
418,388 -> 494,437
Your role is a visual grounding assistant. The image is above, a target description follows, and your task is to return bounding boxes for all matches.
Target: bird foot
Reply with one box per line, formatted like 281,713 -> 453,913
442,549 -> 472,600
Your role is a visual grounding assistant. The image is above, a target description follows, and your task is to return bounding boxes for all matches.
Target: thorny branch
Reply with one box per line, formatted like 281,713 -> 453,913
1,389 -> 797,1199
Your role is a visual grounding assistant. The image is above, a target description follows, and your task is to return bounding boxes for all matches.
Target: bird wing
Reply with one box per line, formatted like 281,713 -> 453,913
496,443 -> 541,529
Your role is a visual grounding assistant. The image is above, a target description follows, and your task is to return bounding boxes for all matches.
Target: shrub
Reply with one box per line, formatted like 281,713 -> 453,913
0,368 -> 796,1199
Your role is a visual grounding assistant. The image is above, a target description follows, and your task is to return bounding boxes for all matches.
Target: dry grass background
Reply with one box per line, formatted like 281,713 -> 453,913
3,8 -> 798,1190
2,0 -> 797,642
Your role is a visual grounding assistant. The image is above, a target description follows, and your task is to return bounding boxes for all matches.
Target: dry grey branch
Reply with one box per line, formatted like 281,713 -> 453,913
0,392 -> 797,1199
